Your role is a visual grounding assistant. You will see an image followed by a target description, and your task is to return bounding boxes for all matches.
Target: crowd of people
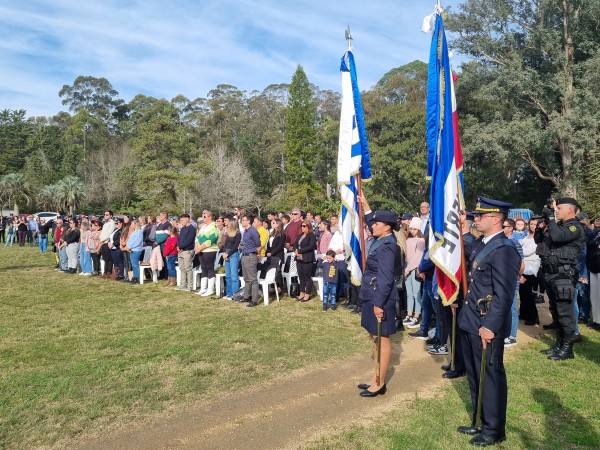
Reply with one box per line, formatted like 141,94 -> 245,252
0,214 -> 53,249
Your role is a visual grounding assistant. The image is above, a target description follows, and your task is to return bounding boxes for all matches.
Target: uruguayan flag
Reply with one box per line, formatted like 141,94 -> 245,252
337,51 -> 371,286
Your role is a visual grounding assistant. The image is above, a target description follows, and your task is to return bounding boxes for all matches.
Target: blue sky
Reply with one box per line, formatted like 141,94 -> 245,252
0,0 -> 464,117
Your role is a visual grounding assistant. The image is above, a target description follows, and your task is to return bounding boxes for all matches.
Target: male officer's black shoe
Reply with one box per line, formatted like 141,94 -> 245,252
469,433 -> 505,447
457,424 -> 481,435
443,370 -> 465,379
549,342 -> 574,360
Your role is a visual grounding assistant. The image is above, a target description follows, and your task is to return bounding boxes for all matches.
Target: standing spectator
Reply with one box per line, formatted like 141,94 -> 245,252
154,211 -> 172,280
79,222 -> 93,276
419,202 -> 431,237
163,226 -> 179,286
316,220 -> 333,258
27,215 -> 38,245
322,250 -> 339,311
285,208 -> 303,251
17,218 -> 28,247
404,217 -> 426,328
87,220 -> 103,275
108,218 -> 123,280
195,210 -> 219,297
125,219 -> 143,283
294,219 -> 317,302
239,214 -> 261,307
266,218 -> 285,295
503,218 -> 525,347
176,214 -> 196,291
119,215 -> 133,281
38,219 -> 51,252
329,214 -> 339,234
99,211 -> 115,278
222,218 -> 242,300
519,224 -> 540,325
141,214 -> 157,263
64,218 -> 81,274
5,216 -> 15,246
587,218 -> 600,330
254,217 -> 269,257
0,216 -> 6,244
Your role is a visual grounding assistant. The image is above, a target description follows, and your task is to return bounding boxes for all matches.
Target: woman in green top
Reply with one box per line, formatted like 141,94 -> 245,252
196,209 -> 220,297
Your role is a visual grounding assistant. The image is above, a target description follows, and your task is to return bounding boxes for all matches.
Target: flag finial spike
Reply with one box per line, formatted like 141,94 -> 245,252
345,25 -> 353,51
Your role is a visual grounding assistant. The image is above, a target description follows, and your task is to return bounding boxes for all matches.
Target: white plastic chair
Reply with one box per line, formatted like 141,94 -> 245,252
192,266 -> 202,291
100,259 -> 106,275
259,267 -> 279,305
140,265 -> 156,284
311,276 -> 324,301
281,252 -> 298,295
215,273 -> 226,297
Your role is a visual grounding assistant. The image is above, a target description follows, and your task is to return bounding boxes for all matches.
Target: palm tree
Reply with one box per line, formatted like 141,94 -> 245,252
0,173 -> 31,215
56,176 -> 84,215
38,184 -> 62,211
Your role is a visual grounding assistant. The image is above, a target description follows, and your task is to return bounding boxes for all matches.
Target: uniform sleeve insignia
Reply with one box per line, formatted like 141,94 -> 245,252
569,225 -> 577,232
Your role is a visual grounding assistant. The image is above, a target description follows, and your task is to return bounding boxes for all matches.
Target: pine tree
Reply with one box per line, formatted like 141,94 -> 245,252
283,65 -> 322,209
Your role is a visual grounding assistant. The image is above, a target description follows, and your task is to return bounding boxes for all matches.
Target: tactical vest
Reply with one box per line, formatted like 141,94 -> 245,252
541,220 -> 584,275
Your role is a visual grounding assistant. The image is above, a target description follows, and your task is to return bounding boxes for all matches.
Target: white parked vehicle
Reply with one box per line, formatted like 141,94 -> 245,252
33,212 -> 61,223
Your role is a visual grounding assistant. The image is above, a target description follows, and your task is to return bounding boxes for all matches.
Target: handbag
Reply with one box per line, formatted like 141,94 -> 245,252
290,281 -> 300,297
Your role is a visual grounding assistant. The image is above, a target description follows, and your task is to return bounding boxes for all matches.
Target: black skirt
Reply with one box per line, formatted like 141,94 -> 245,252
361,300 -> 397,336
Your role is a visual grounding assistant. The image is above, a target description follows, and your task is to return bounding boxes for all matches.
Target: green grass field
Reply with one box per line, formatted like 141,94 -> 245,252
0,246 -> 369,448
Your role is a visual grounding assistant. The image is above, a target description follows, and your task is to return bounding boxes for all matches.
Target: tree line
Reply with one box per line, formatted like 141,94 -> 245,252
1,0 -> 599,217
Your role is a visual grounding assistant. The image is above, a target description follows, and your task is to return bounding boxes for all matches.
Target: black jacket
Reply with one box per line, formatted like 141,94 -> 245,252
294,233 -> 316,263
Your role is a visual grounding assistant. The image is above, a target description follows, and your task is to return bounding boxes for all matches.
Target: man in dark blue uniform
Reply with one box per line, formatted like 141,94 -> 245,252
535,197 -> 585,360
457,197 -> 521,447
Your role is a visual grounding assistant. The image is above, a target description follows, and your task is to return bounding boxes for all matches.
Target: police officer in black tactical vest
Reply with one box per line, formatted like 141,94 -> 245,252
534,197 -> 585,360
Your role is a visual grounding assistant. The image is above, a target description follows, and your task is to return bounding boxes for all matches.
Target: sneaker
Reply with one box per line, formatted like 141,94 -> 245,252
504,337 -> 517,347
402,315 -> 412,324
408,331 -> 429,340
428,344 -> 449,355
426,337 -> 440,346
407,317 -> 420,329
222,296 -> 232,301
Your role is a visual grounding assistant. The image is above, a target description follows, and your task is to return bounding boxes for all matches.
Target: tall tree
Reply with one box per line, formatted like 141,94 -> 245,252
59,76 -> 124,126
0,109 -> 33,175
0,173 -> 31,214
447,0 -> 600,198
282,65 -> 323,209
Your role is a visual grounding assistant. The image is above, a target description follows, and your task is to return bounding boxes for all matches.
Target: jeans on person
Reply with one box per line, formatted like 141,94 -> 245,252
418,279 -> 434,334
6,231 -> 14,245
225,251 -> 240,297
405,271 -> 422,315
130,250 -> 142,280
323,281 -> 337,306
510,289 -> 519,338
79,243 -> 93,274
39,234 -> 48,252
59,246 -> 68,270
574,281 -> 591,322
166,254 -> 177,278
111,248 -> 123,277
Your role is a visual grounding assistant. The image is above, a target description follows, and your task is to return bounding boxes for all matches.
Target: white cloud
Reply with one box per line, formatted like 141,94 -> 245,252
0,0 -> 464,116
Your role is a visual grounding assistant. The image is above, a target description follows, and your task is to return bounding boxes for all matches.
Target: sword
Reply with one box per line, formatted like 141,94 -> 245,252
475,344 -> 487,429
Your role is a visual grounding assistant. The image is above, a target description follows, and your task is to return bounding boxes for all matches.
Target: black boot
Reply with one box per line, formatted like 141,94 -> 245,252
540,329 -> 562,356
549,340 -> 574,360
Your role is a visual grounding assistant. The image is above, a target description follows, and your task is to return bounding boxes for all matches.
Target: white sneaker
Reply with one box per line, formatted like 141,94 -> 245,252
428,344 -> 449,355
504,337 -> 517,347
407,317 -> 420,329
402,315 -> 412,324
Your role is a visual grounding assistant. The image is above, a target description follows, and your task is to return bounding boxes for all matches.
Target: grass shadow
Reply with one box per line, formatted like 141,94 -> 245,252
512,387 -> 600,448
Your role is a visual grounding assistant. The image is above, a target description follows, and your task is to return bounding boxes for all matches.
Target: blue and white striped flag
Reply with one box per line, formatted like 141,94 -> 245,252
337,51 -> 372,286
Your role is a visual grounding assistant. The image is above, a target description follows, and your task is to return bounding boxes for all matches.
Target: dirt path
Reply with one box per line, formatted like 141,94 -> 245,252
67,316 -> 548,450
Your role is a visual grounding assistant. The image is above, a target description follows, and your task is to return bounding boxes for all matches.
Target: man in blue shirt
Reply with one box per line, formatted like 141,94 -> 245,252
239,214 -> 262,307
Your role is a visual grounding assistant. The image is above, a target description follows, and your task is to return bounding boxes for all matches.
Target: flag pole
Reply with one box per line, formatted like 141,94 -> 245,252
345,25 -> 366,273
